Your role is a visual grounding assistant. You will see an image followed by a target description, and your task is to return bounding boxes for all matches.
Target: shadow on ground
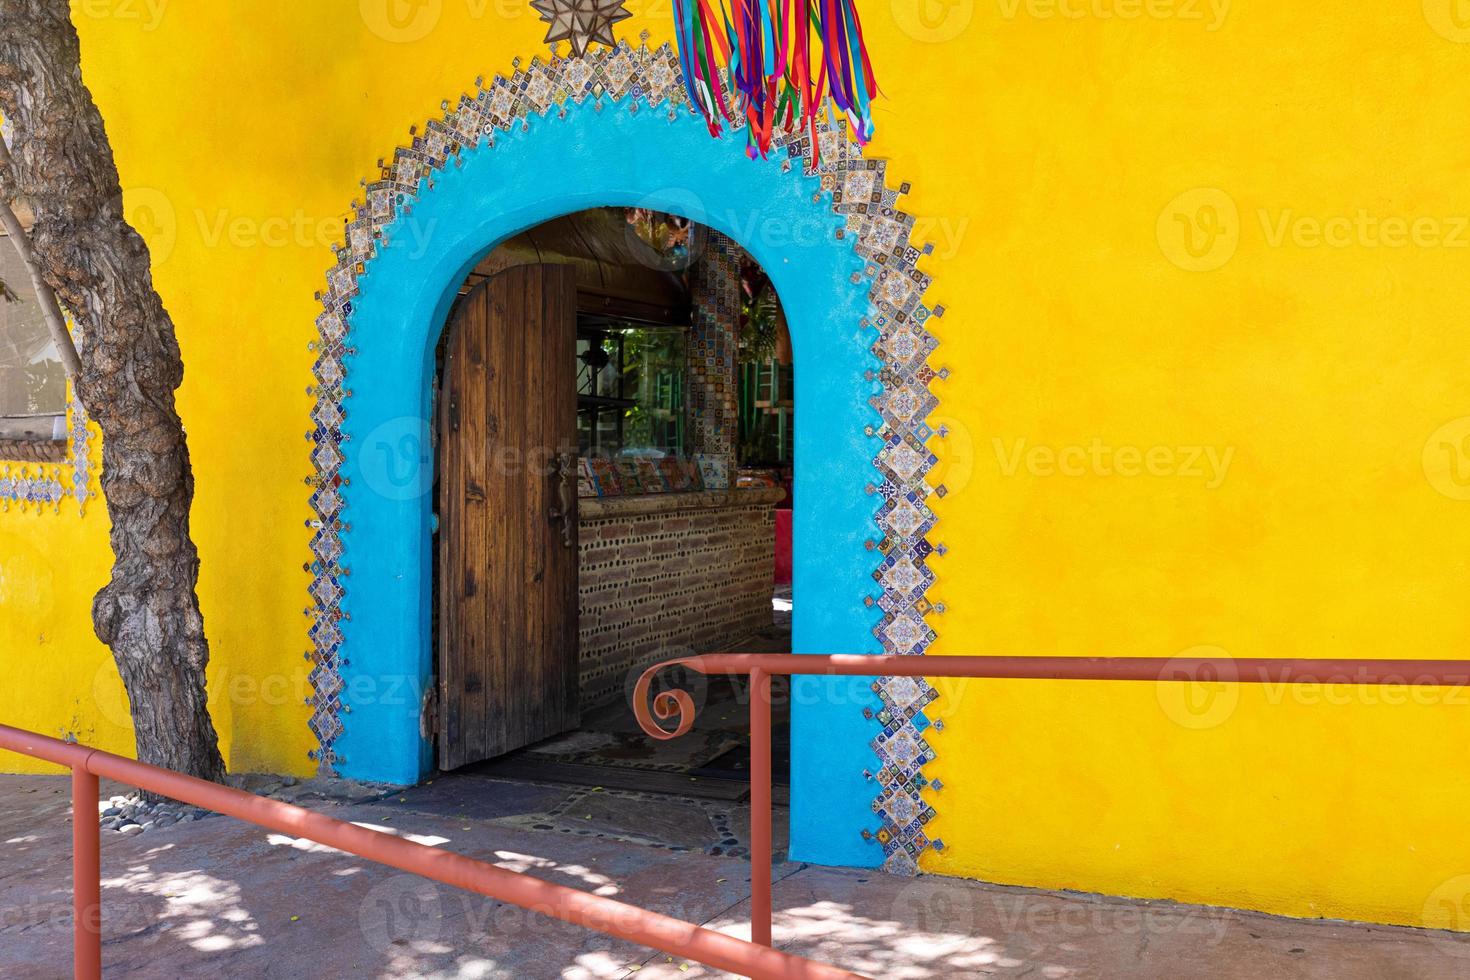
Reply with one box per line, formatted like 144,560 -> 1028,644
2,773 -> 1468,978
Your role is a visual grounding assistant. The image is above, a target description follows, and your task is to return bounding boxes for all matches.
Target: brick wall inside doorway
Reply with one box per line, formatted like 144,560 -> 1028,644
576,487 -> 783,707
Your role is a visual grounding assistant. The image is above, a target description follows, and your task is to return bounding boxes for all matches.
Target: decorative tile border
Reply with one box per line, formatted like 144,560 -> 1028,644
305,40 -> 945,873
0,322 -> 96,514
686,229 -> 741,463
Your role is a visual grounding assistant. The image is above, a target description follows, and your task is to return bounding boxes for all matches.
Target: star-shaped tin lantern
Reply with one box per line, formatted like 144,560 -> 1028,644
530,0 -> 631,57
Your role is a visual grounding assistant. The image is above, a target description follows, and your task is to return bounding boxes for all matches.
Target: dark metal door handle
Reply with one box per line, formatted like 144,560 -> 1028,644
547,451 -> 575,548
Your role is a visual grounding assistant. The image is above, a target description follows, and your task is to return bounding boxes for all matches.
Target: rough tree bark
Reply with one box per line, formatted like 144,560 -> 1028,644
0,0 -> 225,782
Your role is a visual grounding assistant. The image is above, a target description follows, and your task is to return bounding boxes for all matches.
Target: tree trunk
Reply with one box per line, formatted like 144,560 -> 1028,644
0,0 -> 224,783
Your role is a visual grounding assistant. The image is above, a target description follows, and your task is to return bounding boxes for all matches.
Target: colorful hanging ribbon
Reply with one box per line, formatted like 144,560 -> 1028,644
673,0 -> 879,159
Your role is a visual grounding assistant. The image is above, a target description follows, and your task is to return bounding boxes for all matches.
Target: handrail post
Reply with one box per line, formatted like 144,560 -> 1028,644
1,724 -> 863,980
72,766 -> 101,980
749,666 -> 772,947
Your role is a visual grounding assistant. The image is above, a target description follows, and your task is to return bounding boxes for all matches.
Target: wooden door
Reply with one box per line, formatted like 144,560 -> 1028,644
437,263 -> 580,770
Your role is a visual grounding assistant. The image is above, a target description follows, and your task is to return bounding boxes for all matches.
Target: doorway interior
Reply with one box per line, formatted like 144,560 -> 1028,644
425,207 -> 796,853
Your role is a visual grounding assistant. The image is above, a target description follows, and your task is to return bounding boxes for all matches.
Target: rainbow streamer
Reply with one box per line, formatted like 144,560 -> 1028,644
673,0 -> 879,159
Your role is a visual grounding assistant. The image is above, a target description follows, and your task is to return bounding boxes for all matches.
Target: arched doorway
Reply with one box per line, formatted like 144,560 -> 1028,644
305,44 -> 942,873
431,210 -> 795,819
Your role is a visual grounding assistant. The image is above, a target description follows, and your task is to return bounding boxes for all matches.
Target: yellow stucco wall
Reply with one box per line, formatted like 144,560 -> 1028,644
0,414 -> 116,759
1,0 -> 1469,931
914,3 -> 1470,931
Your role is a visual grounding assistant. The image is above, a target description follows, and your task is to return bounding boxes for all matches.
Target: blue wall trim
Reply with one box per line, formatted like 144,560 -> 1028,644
331,97 -> 885,868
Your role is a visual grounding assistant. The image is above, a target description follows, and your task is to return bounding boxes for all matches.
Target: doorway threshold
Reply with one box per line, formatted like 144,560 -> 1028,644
466,754 -> 791,806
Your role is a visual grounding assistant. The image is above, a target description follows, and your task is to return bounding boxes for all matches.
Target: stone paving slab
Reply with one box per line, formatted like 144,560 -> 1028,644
387,775 -> 790,859
1,774 -> 1466,978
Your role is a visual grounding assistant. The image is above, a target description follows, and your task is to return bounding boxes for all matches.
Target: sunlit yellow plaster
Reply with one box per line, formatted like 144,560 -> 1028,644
0,0 -> 1467,932
913,2 -> 1470,934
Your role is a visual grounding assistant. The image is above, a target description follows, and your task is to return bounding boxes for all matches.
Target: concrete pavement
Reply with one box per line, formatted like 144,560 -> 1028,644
0,773 -> 1465,978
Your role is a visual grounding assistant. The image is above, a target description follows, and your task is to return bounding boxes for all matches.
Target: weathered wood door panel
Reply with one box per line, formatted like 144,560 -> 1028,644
437,264 -> 579,771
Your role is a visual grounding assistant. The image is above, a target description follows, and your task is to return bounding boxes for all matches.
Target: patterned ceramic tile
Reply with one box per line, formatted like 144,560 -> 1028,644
0,321 -> 96,515
306,41 -> 944,872
687,230 -> 741,464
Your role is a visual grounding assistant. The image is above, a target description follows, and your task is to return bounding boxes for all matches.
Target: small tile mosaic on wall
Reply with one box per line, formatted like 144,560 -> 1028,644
306,40 -> 945,874
0,324 -> 96,514
686,230 -> 742,465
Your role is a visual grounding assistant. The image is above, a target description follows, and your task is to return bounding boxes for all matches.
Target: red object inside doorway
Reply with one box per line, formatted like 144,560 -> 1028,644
774,508 -> 792,585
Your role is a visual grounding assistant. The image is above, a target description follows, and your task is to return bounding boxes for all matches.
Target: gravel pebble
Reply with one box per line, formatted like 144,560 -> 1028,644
98,776 -> 383,836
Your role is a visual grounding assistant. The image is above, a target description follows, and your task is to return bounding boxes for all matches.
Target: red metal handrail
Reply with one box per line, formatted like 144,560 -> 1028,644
8,655 -> 1469,976
632,654 -> 1470,949
0,723 -> 862,980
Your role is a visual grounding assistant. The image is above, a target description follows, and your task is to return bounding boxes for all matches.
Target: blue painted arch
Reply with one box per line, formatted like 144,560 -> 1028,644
335,98 -> 884,868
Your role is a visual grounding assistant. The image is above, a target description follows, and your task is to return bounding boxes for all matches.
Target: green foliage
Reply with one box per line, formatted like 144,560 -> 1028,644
620,327 -> 684,451
741,285 -> 779,363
